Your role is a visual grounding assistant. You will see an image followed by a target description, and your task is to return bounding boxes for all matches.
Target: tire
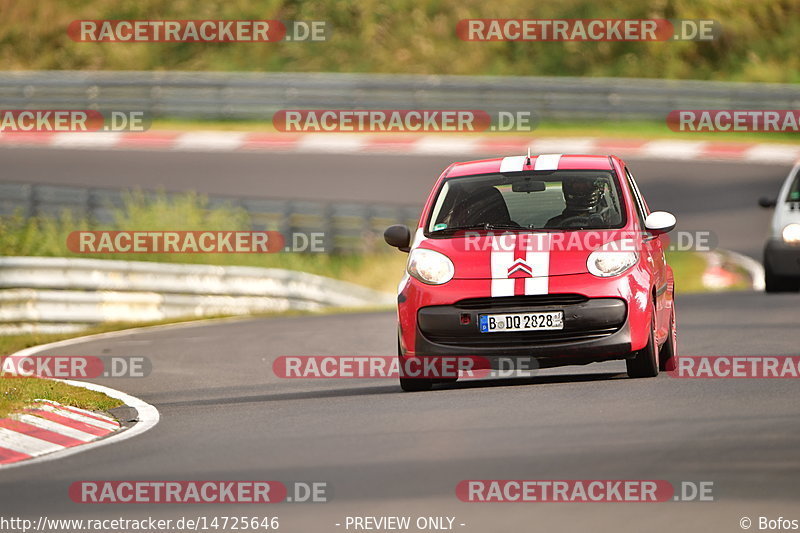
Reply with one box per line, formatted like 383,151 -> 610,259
626,309 -> 659,379
397,341 -> 435,392
399,376 -> 434,392
764,259 -> 800,293
659,306 -> 677,372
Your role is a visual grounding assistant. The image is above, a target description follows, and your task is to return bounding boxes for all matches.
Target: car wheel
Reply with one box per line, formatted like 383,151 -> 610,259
764,257 -> 800,293
659,306 -> 677,371
398,342 -> 434,392
626,309 -> 659,378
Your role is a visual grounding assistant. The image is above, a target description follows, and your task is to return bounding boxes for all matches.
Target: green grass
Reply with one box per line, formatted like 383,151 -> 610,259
2,0 -> 798,82
0,191 -> 405,292
665,250 -> 708,293
0,377 -> 123,420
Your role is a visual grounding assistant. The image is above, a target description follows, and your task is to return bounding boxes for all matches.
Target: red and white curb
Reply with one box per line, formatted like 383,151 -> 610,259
1,131 -> 798,163
0,335 -> 161,469
0,399 -> 121,465
701,249 -> 766,292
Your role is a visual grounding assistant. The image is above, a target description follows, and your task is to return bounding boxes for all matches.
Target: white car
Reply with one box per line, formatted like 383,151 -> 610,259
759,162 -> 800,292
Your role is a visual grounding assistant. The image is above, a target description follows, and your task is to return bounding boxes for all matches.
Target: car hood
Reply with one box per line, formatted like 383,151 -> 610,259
418,230 -> 638,279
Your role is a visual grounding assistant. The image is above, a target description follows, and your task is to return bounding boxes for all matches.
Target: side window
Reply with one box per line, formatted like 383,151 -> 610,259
624,167 -> 647,226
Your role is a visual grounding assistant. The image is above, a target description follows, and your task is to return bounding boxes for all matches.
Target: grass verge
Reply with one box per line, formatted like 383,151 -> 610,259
0,378 -> 123,420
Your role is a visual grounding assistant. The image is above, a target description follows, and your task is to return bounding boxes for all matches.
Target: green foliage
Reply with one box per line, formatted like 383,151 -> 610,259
0,190 -> 405,291
0,0 -> 797,81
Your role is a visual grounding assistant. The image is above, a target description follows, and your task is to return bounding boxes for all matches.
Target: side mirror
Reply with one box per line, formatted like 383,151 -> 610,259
384,224 -> 411,252
644,211 -> 676,234
758,197 -> 777,208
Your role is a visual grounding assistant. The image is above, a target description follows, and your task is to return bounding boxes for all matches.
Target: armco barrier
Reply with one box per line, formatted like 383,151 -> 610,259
1,71 -> 798,121
0,181 -> 422,254
0,257 -> 395,335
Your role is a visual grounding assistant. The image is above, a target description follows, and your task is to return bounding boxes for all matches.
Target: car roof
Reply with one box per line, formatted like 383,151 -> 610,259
445,154 -> 616,178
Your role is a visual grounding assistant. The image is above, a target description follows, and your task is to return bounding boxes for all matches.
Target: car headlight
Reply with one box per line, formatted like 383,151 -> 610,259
407,248 -> 454,285
587,240 -> 639,277
782,223 -> 800,244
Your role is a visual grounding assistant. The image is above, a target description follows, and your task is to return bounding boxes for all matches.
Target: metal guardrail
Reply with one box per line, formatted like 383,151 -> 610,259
1,71 -> 799,121
0,257 -> 394,334
0,181 -> 421,254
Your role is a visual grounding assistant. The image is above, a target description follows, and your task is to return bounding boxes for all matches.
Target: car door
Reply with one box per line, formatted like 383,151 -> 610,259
625,166 -> 670,344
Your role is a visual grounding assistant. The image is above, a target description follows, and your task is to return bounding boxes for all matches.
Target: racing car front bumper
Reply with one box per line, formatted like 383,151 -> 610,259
411,295 -> 632,367
764,239 -> 800,277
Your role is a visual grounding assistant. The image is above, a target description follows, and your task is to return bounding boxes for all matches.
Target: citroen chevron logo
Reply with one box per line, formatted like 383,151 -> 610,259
507,258 -> 533,278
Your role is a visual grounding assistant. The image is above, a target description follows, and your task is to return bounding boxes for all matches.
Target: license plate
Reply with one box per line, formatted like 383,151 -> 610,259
479,311 -> 564,333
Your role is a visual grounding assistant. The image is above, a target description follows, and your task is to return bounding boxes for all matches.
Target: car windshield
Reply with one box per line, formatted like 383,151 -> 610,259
427,170 -> 626,234
786,170 -> 800,203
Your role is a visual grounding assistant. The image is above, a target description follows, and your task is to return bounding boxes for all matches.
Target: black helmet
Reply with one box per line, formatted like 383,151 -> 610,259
562,177 -> 604,213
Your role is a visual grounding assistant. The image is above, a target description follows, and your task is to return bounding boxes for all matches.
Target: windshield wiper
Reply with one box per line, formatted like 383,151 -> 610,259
430,222 -> 526,234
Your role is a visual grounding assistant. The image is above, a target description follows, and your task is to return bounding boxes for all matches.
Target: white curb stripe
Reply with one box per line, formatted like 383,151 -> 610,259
0,427 -> 63,455
35,399 -> 118,425
413,136 -> 480,154
641,140 -> 707,159
172,131 -> 247,151
743,145 -> 800,164
723,249 -> 767,292
529,138 -> 595,154
31,404 -> 120,431
51,132 -> 123,148
295,133 -> 366,152
0,131 -> 797,164
12,414 -> 97,442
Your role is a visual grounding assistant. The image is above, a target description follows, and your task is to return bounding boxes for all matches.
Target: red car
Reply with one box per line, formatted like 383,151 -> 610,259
385,153 -> 678,391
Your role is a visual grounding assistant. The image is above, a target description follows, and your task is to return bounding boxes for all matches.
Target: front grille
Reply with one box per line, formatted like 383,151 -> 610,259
423,326 -> 619,347
454,294 -> 588,310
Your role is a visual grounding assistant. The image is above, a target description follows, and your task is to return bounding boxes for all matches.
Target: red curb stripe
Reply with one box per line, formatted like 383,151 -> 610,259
240,133 -> 303,150
0,131 -> 58,144
23,410 -> 112,437
703,142 -> 754,157
0,419 -> 84,447
474,138 -> 530,154
48,404 -> 120,428
0,445 -> 32,464
593,139 -> 650,154
360,136 -> 421,151
116,131 -> 181,148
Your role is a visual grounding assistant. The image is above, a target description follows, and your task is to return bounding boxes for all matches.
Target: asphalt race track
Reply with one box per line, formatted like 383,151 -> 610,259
1,147 -> 799,532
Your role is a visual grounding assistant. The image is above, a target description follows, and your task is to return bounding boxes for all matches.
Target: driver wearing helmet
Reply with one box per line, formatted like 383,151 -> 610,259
546,177 -> 607,228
